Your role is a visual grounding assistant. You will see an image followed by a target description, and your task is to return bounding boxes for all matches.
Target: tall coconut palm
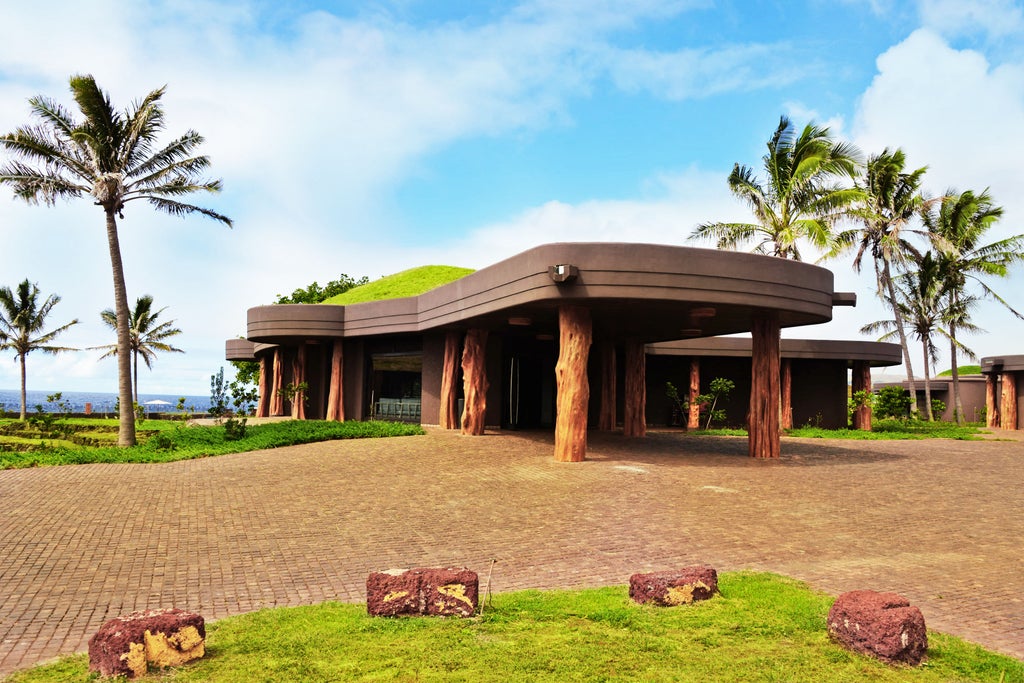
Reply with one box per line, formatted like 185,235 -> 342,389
830,149 -> 930,416
0,75 -> 231,446
0,280 -> 79,420
691,115 -> 862,260
91,295 -> 184,404
925,189 -> 1024,424
861,253 -> 977,421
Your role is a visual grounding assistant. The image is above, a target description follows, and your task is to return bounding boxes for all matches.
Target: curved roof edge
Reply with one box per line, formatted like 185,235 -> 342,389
981,355 -> 1024,374
225,338 -> 256,361
647,337 -> 903,367
245,242 -> 844,344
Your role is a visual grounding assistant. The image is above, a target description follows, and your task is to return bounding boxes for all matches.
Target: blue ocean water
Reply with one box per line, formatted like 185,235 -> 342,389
0,389 -> 210,414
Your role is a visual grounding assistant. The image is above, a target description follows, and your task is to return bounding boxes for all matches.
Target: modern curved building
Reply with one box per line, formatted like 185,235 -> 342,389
226,242 -> 888,459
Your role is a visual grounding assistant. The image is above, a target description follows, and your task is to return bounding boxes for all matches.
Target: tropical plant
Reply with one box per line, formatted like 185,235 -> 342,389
275,274 -> 369,304
0,280 -> 79,419
0,74 -> 231,446
666,377 -> 735,429
691,116 -> 862,260
924,189 -> 1024,423
91,294 -> 184,404
830,149 -> 930,416
210,366 -> 229,419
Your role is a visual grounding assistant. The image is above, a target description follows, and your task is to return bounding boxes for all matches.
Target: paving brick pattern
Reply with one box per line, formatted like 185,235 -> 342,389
0,429 -> 1021,675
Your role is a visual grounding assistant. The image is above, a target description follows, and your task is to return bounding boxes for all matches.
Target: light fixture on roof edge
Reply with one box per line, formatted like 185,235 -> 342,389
548,264 -> 579,283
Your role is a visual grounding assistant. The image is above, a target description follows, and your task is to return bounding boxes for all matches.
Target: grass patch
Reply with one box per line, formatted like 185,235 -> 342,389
0,420 -> 424,469
788,419 -> 984,440
322,265 -> 474,305
690,428 -> 748,437
688,420 -> 985,440
8,573 -> 1022,682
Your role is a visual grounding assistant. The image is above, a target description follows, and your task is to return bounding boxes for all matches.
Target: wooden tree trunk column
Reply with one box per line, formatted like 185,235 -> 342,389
598,342 -> 617,431
986,374 -> 1000,428
780,358 -> 793,430
461,329 -> 489,435
687,358 -> 700,429
851,360 -> 873,431
256,356 -> 270,418
270,348 -> 284,416
623,339 -> 646,438
439,332 -> 461,430
292,344 -> 307,420
748,315 -> 780,459
555,306 -> 593,461
326,341 -> 345,422
1000,372 -> 1018,430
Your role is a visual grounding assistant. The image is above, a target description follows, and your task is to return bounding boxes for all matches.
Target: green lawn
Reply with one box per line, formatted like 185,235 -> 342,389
8,573 -> 1021,682
0,419 -> 424,469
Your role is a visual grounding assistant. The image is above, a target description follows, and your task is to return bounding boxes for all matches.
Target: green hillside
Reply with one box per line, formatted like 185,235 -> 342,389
322,265 -> 474,305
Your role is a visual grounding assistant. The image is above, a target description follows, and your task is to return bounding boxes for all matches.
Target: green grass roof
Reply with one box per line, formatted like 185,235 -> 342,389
936,365 -> 982,376
321,265 -> 474,305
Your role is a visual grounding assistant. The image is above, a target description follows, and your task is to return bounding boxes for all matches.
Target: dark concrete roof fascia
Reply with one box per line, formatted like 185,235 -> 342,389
647,337 -> 904,367
876,376 -> 987,390
981,354 -> 1024,374
225,338 -> 257,362
244,243 -> 841,345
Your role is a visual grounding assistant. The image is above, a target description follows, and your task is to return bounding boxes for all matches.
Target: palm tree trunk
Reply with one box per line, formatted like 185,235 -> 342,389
105,209 -> 136,447
18,353 -> 27,420
883,260 -> 919,416
949,325 -> 964,425
132,348 -> 139,406
922,340 -> 933,421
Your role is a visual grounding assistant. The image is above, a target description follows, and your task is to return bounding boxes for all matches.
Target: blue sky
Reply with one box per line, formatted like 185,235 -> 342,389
1,0 -> 1023,395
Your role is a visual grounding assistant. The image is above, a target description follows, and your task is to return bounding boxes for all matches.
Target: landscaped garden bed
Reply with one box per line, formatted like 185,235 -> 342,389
0,418 -> 424,469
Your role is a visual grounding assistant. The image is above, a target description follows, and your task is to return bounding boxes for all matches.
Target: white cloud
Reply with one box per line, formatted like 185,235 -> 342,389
917,0 -> 1024,39
604,43 -> 811,100
852,27 -> 1024,370
782,103 -> 848,139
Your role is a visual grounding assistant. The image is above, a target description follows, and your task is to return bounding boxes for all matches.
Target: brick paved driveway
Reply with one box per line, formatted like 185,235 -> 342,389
0,428 -> 1021,675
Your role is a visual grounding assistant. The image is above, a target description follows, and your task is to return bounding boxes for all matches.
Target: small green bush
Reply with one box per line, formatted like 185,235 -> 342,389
875,386 -> 912,420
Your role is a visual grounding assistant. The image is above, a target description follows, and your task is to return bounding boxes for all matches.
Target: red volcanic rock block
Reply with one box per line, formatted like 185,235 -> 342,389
88,608 -> 206,678
629,565 -> 718,606
827,590 -> 928,665
367,567 -> 479,617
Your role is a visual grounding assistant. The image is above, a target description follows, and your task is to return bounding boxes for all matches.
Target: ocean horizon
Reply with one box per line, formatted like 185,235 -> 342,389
0,389 -> 211,414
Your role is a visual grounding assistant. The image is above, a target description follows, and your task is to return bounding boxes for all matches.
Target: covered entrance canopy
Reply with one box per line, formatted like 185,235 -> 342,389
234,243 -> 856,460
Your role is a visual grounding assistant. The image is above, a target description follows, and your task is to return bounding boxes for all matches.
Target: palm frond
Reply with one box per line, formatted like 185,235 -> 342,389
140,196 -> 233,226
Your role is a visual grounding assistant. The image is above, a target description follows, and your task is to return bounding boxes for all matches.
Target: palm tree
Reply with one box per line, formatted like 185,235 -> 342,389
925,189 -> 1024,424
691,115 -> 862,260
0,280 -> 79,420
91,295 -> 184,404
861,253 -> 977,420
830,149 -> 930,416
0,75 -> 231,446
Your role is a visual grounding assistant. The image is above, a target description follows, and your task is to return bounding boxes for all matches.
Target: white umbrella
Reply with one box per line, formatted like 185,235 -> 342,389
144,399 -> 173,406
